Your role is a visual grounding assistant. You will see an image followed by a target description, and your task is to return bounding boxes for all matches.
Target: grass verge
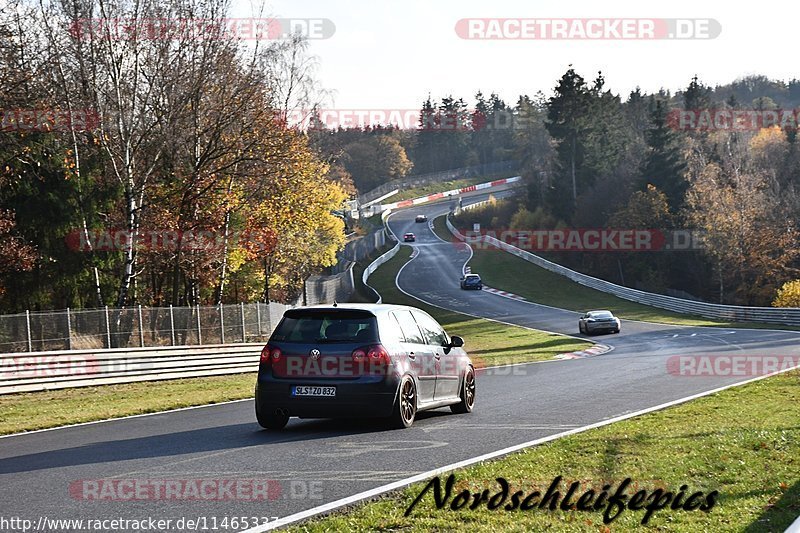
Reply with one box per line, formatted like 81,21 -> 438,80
434,216 -> 798,331
368,244 -> 590,367
0,373 -> 255,435
290,369 -> 800,532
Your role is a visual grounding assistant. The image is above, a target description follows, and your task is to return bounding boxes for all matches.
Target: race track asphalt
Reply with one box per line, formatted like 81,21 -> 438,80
1,193 -> 798,531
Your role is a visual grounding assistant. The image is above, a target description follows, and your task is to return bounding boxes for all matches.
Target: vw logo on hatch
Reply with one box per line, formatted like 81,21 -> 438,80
310,349 -> 321,360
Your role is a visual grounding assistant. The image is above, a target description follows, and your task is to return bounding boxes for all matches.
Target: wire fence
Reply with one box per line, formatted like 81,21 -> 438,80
0,302 -> 292,354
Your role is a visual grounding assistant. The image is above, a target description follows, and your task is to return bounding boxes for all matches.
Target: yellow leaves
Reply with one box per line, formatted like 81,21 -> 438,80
772,280 -> 800,308
749,125 -> 787,153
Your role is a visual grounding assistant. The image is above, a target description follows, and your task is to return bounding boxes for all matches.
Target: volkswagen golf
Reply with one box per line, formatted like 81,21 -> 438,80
255,303 -> 475,429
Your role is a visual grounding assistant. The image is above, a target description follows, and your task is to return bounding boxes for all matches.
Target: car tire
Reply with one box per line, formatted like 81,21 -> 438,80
451,366 -> 476,414
256,402 -> 289,430
390,376 -> 417,429
614,329 -> 620,334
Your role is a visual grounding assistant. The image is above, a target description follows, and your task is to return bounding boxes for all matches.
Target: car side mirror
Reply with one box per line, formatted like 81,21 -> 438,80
460,276 -> 465,280
449,335 -> 464,348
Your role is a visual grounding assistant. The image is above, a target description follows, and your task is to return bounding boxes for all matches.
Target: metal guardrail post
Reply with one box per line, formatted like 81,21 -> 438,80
196,304 -> 202,345
219,303 -> 225,344
66,308 -> 72,350
169,305 -> 176,346
138,304 -> 145,347
104,305 -> 111,349
26,310 -> 32,352
240,302 -> 246,342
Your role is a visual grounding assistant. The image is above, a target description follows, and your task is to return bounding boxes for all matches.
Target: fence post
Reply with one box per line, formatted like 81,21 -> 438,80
25,309 -> 32,352
219,304 -> 225,344
66,308 -> 72,350
240,302 -> 246,342
104,305 -> 111,349
196,304 -> 202,345
169,304 -> 176,346
256,302 -> 262,336
137,304 -> 145,347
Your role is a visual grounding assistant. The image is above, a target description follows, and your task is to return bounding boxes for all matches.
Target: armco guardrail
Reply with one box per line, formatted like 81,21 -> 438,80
331,228 -> 387,274
447,216 -> 800,327
303,262 -> 355,306
362,242 -> 400,303
0,343 -> 264,395
360,209 -> 401,303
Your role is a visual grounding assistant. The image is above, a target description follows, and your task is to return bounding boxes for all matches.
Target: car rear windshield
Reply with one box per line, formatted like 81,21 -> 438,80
271,310 -> 379,344
592,311 -> 614,318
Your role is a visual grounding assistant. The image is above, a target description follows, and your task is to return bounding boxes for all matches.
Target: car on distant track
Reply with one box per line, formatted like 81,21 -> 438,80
403,232 -> 416,242
415,214 -> 428,223
578,310 -> 621,335
459,273 -> 483,290
255,303 -> 475,430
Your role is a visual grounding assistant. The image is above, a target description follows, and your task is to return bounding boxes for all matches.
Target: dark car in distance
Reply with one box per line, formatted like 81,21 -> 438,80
460,273 -> 483,290
403,232 -> 416,242
578,310 -> 621,335
255,304 -> 475,430
415,214 -> 428,223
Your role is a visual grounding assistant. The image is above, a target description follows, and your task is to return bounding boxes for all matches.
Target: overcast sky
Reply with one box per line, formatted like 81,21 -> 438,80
241,0 -> 795,112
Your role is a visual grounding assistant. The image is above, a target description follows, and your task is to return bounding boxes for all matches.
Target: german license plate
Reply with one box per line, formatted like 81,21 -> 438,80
292,386 -> 336,397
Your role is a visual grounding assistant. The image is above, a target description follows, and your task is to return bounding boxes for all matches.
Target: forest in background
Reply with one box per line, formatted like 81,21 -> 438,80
1,0 -> 799,311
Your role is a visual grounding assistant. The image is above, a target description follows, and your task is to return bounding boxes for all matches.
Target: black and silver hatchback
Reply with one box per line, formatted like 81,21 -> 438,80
255,304 -> 475,429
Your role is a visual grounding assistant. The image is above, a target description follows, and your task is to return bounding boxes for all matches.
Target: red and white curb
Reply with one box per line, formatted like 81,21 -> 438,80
382,176 -> 521,210
555,344 -> 613,360
482,285 -> 526,301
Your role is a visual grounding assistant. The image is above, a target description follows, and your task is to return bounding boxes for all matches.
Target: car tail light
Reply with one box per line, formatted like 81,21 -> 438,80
366,344 -> 390,363
351,347 -> 367,362
352,344 -> 390,374
260,344 -> 281,365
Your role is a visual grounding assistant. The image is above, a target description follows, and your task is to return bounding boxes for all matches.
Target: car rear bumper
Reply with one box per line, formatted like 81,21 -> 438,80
586,322 -> 619,332
256,372 -> 399,418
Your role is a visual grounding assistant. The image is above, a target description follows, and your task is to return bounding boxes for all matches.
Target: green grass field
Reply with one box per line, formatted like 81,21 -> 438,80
435,216 -> 798,331
0,373 -> 255,435
289,369 -> 800,532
